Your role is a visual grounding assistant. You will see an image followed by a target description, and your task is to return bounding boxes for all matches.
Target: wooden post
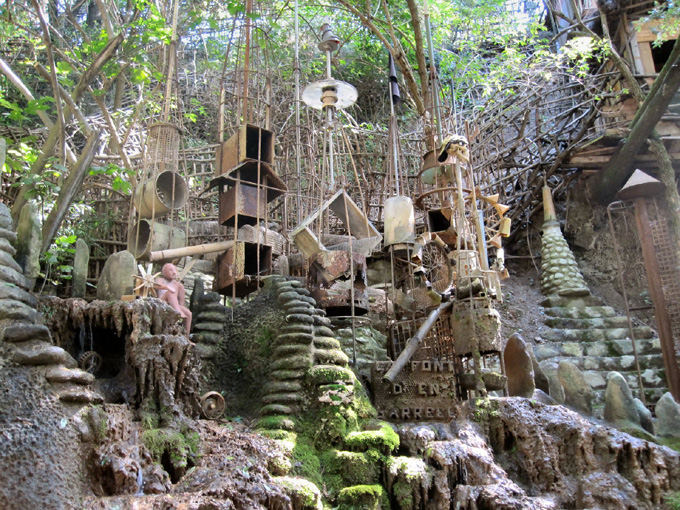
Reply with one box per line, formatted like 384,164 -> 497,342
634,197 -> 680,401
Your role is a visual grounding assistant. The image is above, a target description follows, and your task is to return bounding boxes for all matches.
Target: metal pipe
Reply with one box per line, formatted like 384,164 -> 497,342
149,240 -> 235,262
383,300 -> 453,383
423,0 -> 443,143
294,0 -> 302,223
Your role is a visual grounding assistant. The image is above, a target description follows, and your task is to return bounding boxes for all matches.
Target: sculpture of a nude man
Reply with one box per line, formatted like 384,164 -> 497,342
155,263 -> 192,335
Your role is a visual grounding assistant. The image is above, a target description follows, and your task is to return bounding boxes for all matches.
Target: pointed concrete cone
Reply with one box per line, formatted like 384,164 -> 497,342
540,186 -> 590,297
616,169 -> 665,201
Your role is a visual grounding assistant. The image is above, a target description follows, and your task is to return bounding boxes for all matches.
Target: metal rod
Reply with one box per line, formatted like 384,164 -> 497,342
423,0 -> 443,143
294,0 -> 302,223
383,300 -> 453,383
148,240 -> 235,262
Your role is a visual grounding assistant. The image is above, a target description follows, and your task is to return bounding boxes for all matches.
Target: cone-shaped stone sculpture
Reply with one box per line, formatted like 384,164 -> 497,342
540,186 -> 590,297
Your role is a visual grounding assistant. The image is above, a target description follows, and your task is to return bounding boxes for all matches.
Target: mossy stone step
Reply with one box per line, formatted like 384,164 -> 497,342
314,325 -> 336,337
543,316 -> 630,329
0,265 -> 30,289
195,331 -> 221,345
307,364 -> 355,384
0,237 -> 17,256
274,333 -> 314,346
314,316 -> 332,327
13,343 -> 77,367
272,344 -> 310,358
337,484 -> 387,510
270,355 -> 311,371
270,369 -> 306,381
314,348 -> 349,366
285,313 -> 316,325
262,392 -> 304,405
194,322 -> 223,332
542,306 -> 617,319
0,227 -> 18,244
540,353 -> 664,373
535,337 -> 661,360
283,306 -> 315,316
277,291 -> 302,304
57,386 -> 104,404
540,295 -> 605,308
259,404 -> 294,417
540,326 -> 654,343
281,299 -> 314,310
265,380 -> 303,394
196,311 -> 228,323
582,368 -> 667,391
280,324 -> 314,335
46,366 -> 95,385
2,323 -> 51,343
0,299 -> 39,322
0,283 -> 37,307
314,337 -> 342,350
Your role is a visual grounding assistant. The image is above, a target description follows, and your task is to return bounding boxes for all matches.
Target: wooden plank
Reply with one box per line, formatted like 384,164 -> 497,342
638,41 -> 656,75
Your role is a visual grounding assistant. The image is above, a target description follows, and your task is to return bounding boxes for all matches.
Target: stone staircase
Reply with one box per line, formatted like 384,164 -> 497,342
0,203 -> 101,406
534,295 -> 666,408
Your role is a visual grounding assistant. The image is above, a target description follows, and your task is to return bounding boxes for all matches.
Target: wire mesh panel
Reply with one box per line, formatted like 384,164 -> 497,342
389,312 -> 457,361
143,123 -> 181,176
373,311 -> 463,422
648,199 -> 680,352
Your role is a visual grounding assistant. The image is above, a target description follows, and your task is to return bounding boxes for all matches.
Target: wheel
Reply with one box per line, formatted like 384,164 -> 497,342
78,351 -> 102,374
200,391 -> 226,419
419,240 -> 453,295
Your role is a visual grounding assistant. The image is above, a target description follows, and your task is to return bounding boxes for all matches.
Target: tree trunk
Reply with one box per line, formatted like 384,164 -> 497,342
588,37 -> 680,204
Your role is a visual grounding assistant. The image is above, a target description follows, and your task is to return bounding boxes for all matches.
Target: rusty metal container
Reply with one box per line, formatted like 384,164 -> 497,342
127,220 -> 186,260
214,241 -> 272,297
219,182 -> 268,226
133,171 -> 188,218
217,124 -> 275,174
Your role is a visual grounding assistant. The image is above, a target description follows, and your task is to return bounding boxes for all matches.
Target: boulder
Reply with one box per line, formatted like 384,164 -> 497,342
603,372 -> 640,428
525,342 -> 550,394
97,250 -> 137,300
14,201 -> 42,280
633,398 -> 654,435
72,238 -> 90,298
558,361 -> 593,415
541,361 -> 565,404
504,332 -> 535,398
656,392 -> 680,438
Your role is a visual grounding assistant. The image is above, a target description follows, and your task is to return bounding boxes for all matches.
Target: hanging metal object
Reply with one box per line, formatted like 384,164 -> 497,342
318,23 -> 340,52
302,79 -> 357,111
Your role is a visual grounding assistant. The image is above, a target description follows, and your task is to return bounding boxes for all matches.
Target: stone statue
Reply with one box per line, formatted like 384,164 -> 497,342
155,263 -> 192,335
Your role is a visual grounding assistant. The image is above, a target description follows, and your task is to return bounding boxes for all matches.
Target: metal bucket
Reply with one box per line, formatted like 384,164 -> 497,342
127,220 -> 187,260
133,171 -> 188,218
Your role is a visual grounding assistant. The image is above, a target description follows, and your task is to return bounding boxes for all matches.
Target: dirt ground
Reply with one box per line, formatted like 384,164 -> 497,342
496,259 -> 546,347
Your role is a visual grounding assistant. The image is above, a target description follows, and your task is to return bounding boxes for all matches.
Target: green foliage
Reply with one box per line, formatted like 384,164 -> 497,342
88,164 -> 135,195
337,484 -> 388,510
637,5 -> 680,45
344,424 -> 399,454
666,491 -> 680,510
472,396 -> 501,423
142,427 -> 200,469
42,234 -> 77,286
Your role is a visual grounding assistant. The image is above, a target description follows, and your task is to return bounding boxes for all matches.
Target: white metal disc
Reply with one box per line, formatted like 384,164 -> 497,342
302,79 -> 358,110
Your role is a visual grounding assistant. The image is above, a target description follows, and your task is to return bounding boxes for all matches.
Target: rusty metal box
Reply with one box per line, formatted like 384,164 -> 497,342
219,182 -> 268,227
218,124 -> 275,175
214,241 -> 273,297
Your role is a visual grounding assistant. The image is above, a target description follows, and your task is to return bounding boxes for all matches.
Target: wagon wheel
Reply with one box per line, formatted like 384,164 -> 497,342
200,391 -> 226,420
420,240 -> 453,295
79,351 -> 102,374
